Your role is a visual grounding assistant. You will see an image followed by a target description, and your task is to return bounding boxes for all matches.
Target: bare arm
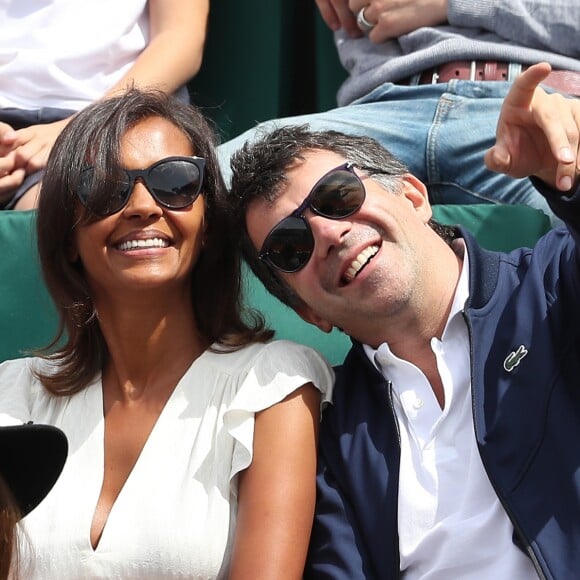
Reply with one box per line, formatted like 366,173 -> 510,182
108,0 -> 209,98
485,63 -> 580,191
228,384 -> 321,580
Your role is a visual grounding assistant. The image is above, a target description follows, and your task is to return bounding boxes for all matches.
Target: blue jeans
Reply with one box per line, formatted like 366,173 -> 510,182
217,80 -> 560,225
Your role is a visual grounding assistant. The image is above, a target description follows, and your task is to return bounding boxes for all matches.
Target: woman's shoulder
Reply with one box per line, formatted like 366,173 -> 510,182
0,356 -> 45,381
210,340 -> 332,378
206,339 -> 335,400
221,342 -> 335,478
0,357 -> 50,421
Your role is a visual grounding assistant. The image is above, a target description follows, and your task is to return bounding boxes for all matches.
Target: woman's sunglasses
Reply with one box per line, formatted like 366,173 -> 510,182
76,156 -> 206,216
258,162 -> 366,273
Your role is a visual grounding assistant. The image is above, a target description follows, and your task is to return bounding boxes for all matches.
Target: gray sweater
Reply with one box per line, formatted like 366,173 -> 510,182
336,0 -> 580,105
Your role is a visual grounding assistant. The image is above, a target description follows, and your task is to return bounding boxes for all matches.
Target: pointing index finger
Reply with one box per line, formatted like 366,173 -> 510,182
504,62 -> 553,109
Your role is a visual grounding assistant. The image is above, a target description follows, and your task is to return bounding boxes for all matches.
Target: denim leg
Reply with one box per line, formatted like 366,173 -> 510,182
0,107 -> 75,129
218,82 -> 558,224
217,85 -> 437,188
424,81 -> 558,223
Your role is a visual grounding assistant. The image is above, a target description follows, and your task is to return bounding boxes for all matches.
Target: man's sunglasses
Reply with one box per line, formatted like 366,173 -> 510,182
77,155 -> 206,216
258,162 -> 366,273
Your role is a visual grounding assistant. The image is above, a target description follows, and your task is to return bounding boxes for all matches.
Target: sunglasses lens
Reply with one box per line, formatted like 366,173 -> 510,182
311,169 -> 365,217
77,168 -> 129,216
260,165 -> 366,273
76,158 -> 204,216
148,159 -> 203,209
263,216 -> 314,272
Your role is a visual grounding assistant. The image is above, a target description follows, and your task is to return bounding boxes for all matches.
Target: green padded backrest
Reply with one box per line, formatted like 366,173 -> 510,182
187,3 -> 345,141
0,211 -> 57,362
432,204 -> 552,251
0,205 -> 551,364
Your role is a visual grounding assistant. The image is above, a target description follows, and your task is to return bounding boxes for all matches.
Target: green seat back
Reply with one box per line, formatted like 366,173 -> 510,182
187,3 -> 345,141
0,205 -> 551,364
0,211 -> 57,362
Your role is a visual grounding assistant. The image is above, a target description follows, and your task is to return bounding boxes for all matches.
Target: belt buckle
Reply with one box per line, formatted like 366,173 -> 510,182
469,61 -> 477,81
507,63 -> 522,81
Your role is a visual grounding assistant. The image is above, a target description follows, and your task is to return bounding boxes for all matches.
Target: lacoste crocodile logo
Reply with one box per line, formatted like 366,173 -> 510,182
503,345 -> 528,372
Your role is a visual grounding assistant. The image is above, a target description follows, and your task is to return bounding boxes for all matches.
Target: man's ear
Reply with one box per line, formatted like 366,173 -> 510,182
401,174 -> 432,224
294,303 -> 334,334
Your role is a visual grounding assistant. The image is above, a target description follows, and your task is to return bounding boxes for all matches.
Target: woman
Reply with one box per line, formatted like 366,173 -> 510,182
0,88 -> 333,578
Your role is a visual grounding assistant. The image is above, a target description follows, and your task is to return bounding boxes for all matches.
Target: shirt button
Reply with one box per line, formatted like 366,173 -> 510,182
413,398 -> 424,410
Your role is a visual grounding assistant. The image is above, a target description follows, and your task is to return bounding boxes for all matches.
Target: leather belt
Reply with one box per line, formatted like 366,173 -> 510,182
404,60 -> 580,97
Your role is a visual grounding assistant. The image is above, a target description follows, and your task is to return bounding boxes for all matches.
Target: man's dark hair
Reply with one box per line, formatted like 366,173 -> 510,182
229,124 -> 455,308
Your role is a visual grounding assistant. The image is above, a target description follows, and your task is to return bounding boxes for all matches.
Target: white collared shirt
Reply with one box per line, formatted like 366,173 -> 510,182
364,241 -> 535,579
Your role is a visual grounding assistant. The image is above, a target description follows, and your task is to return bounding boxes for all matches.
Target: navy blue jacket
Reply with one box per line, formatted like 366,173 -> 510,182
305,184 -> 580,579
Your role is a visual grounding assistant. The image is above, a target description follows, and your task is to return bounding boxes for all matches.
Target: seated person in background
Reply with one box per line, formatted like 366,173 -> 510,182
0,0 -> 209,210
0,88 -> 333,578
228,63 -> 580,578
218,0 -> 580,226
0,422 -> 67,580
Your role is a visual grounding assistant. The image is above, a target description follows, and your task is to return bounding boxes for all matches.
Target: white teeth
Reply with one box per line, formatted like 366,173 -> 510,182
344,245 -> 379,282
117,238 -> 169,251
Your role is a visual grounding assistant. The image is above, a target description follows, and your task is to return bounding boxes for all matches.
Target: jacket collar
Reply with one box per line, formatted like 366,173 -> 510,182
460,227 -> 501,311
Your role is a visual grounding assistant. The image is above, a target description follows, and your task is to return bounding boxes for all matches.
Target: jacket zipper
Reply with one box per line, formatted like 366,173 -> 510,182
385,379 -> 403,578
463,311 -> 547,580
385,379 -> 401,445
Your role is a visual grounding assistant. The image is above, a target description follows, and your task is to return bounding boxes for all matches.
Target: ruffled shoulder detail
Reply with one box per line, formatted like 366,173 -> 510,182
0,357 -> 47,424
222,340 -> 334,486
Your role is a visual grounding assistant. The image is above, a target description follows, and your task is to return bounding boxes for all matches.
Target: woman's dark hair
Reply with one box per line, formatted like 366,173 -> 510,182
0,475 -> 21,580
36,87 -> 272,395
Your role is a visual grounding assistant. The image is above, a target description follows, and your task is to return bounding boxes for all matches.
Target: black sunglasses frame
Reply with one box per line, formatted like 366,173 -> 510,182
77,155 -> 206,216
258,162 -> 366,273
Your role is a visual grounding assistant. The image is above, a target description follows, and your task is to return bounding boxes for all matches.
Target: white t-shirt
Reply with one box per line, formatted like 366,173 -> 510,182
0,0 -> 149,109
0,341 -> 334,579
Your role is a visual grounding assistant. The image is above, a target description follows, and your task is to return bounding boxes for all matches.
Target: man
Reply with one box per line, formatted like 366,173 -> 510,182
228,64 -> 580,578
218,0 -> 580,226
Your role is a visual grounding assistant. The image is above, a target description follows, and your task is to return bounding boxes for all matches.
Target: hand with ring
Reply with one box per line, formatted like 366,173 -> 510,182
316,0 -> 448,41
356,6 -> 375,33
356,0 -> 448,43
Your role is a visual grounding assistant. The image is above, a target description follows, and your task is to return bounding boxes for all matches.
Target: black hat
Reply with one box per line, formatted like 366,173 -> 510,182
0,423 -> 68,517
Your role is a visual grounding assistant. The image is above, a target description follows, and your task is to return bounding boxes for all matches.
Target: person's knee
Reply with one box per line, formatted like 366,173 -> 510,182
13,181 -> 41,211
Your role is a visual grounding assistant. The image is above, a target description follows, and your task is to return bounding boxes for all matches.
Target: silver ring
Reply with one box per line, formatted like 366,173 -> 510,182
356,7 -> 375,33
